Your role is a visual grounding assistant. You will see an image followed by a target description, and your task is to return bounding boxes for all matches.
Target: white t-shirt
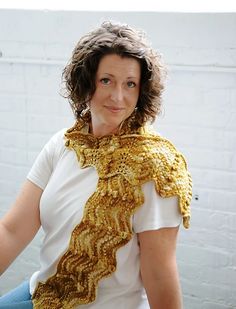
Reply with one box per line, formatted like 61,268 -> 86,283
27,129 -> 181,309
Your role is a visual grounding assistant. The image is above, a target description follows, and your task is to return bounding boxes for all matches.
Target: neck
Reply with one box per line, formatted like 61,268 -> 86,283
90,122 -> 121,137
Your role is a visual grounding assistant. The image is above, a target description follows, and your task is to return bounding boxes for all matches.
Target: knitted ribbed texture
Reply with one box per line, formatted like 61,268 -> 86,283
32,120 -> 192,308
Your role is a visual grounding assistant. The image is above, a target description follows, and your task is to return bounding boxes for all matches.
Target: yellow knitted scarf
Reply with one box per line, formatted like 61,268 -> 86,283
32,120 -> 192,309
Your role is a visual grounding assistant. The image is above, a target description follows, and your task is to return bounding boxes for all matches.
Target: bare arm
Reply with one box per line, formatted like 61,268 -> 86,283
0,179 -> 42,275
138,226 -> 182,309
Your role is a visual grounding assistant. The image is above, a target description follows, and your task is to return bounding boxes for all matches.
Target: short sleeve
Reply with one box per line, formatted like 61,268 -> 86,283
132,181 -> 182,233
27,129 -> 66,190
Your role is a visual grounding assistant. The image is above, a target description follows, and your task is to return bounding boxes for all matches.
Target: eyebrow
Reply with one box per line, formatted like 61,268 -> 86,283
100,73 -> 139,79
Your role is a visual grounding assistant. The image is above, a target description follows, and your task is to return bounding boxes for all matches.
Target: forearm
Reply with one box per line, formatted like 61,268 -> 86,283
0,180 -> 42,275
0,222 -> 22,275
142,263 -> 182,309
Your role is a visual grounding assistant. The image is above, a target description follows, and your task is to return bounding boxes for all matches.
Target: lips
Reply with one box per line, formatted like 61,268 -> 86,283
104,106 -> 124,113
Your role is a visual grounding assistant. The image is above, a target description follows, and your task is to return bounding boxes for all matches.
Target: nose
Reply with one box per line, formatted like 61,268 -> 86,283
110,84 -> 124,103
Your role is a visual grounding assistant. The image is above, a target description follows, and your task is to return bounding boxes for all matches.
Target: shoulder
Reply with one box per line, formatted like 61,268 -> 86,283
50,128 -> 68,144
134,126 -> 187,169
45,128 -> 68,150
141,126 -> 186,164
137,128 -> 192,229
42,128 -> 69,162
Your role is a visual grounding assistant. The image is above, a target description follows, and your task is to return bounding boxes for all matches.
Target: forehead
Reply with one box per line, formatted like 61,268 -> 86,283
97,54 -> 141,78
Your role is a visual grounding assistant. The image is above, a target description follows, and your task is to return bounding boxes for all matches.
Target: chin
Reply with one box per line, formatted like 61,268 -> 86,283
106,117 -> 123,127
108,122 -> 121,131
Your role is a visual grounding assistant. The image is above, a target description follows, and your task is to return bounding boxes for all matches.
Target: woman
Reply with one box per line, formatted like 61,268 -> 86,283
0,21 -> 192,309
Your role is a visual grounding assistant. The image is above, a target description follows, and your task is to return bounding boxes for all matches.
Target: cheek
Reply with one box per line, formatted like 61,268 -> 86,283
91,88 -> 107,103
129,92 -> 139,107
127,102 -> 137,116
90,92 -> 102,108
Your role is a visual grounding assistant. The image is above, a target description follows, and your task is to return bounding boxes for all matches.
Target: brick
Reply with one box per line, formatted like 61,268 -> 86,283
163,84 -> 203,107
191,168 -> 236,191
27,132 -> 53,151
178,261 -> 202,282
0,63 -> 13,75
44,43 -> 72,60
0,130 -> 27,149
162,47 -> 236,67
201,266 -> 236,289
24,65 -> 62,96
227,214 -> 236,233
177,244 -> 230,268
231,89 -> 236,112
207,190 -> 236,213
0,112 -> 27,131
155,124 -> 236,152
226,112 -> 236,130
161,103 -> 232,128
0,196 -> 16,215
27,114 -> 71,133
203,301 -> 234,309
0,94 -> 26,112
26,95 -> 71,117
182,295 -> 203,309
0,180 -> 20,197
0,147 -> 28,165
0,163 -> 28,183
181,278 -> 234,305
169,71 -> 236,88
0,68 -> 25,94
182,148 -> 234,171
203,88 -> 231,107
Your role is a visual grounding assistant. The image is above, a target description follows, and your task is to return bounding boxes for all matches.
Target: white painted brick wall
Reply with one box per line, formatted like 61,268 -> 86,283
0,10 -> 235,309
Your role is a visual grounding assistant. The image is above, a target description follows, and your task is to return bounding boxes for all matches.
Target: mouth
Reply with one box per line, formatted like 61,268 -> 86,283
104,106 -> 124,113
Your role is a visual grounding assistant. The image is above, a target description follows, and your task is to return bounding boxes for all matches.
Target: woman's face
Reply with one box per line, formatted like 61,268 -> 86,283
90,54 -> 141,137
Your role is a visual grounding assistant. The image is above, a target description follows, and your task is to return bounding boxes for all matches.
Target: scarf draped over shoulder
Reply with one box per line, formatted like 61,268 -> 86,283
32,119 -> 192,309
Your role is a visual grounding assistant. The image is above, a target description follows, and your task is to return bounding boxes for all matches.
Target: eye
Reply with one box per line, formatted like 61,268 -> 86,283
100,78 -> 111,85
127,81 -> 136,88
